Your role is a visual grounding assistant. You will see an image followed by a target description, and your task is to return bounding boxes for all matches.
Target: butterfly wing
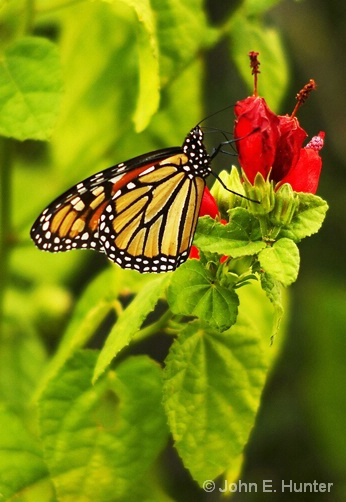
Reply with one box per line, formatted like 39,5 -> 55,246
31,125 -> 211,273
30,147 -> 182,254
99,155 -> 207,272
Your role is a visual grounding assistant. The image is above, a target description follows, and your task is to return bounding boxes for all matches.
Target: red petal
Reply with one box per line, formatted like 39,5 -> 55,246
189,245 -> 200,260
280,147 -> 322,194
234,96 -> 280,183
272,115 -> 307,182
199,186 -> 219,218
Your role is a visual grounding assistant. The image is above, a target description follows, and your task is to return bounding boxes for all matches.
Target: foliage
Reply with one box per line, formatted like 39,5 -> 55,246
0,0 -> 332,501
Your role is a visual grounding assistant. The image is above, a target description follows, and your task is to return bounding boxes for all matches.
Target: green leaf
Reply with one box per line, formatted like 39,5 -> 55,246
38,351 -> 168,501
260,272 -> 284,340
93,274 -> 170,382
151,0 -> 215,83
0,407 -> 53,501
167,260 -> 239,332
34,268 -> 123,399
147,57 -> 204,145
124,478 -> 176,502
0,315 -> 47,410
237,278 -> 286,349
51,1 -> 139,173
230,15 -> 289,111
34,266 -> 155,398
279,193 -> 329,242
258,238 -> 300,286
163,316 -> 270,483
0,37 -> 62,140
194,209 -> 266,257
112,0 -> 160,131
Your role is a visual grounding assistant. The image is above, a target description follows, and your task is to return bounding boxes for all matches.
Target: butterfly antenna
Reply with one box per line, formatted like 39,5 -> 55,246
202,128 -> 237,158
210,171 -> 260,204
201,126 -> 234,136
210,126 -> 261,160
197,104 -> 235,126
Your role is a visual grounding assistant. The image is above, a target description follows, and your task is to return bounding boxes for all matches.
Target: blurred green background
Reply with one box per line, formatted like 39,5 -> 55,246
1,0 -> 345,500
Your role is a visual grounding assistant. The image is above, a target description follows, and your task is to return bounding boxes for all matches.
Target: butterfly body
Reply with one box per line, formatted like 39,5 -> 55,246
31,126 -> 211,273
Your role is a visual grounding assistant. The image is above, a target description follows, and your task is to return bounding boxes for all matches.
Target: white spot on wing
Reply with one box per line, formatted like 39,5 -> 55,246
109,175 -> 123,184
139,166 -> 155,176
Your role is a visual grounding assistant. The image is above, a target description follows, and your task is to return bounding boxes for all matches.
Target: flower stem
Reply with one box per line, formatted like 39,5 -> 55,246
132,309 -> 173,344
258,215 -> 269,238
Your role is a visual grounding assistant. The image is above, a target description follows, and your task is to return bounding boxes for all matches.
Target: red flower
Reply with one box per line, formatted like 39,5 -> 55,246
234,63 -> 324,195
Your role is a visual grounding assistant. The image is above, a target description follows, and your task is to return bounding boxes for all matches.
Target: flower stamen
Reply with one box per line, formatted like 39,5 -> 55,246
305,131 -> 325,151
291,79 -> 317,118
248,51 -> 261,97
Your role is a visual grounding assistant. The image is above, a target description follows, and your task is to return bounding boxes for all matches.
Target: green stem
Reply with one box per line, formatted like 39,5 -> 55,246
0,138 -> 13,328
258,215 -> 269,238
132,309 -> 174,344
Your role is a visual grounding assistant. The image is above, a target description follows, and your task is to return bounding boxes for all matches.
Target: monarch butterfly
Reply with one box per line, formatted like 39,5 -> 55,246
30,125 -> 239,273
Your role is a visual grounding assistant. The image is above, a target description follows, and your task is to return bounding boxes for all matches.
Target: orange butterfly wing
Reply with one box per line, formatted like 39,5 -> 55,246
31,126 -> 211,273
